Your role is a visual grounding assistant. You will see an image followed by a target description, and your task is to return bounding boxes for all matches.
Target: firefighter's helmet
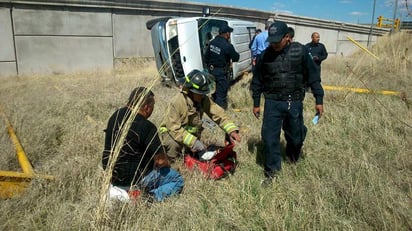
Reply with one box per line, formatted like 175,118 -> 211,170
184,69 -> 211,95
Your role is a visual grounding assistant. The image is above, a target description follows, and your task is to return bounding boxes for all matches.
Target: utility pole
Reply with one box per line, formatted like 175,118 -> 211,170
367,0 -> 377,48
392,0 -> 399,32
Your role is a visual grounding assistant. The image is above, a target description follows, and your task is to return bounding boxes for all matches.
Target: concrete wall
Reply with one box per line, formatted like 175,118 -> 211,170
292,25 -> 339,54
12,5 -> 113,75
0,7 -> 17,76
290,25 -> 375,57
113,11 -> 153,58
336,31 -> 371,56
0,0 -> 390,77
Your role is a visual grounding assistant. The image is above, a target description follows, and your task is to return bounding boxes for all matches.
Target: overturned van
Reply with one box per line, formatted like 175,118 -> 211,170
146,16 -> 256,85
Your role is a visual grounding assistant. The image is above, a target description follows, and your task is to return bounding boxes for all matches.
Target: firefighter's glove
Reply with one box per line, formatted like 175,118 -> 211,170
191,139 -> 206,153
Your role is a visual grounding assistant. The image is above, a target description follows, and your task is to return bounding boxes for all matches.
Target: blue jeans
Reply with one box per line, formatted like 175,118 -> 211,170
211,68 -> 229,109
140,167 -> 184,202
261,99 -> 307,176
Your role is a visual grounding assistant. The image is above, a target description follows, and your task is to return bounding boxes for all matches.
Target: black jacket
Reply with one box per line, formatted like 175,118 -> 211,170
305,42 -> 328,65
205,36 -> 239,68
251,42 -> 324,106
102,108 -> 164,187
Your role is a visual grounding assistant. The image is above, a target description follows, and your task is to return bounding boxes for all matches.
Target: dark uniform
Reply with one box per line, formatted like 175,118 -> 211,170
205,25 -> 239,110
251,21 -> 324,179
305,41 -> 328,70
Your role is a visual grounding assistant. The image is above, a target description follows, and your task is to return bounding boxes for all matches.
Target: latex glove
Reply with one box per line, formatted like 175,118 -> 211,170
191,139 -> 206,153
200,151 -> 217,161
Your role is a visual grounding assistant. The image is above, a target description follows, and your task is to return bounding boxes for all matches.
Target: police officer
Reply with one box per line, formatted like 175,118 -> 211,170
251,21 -> 324,186
160,69 -> 241,159
305,32 -> 328,71
205,24 -> 240,110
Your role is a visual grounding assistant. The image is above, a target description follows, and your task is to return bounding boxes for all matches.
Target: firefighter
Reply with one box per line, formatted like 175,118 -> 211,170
204,24 -> 240,110
160,69 -> 241,159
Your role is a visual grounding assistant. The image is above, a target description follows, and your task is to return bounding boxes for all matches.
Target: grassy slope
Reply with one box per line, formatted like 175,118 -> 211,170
0,32 -> 411,230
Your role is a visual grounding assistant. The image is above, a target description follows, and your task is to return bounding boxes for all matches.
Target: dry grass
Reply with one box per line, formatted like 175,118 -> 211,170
0,32 -> 411,230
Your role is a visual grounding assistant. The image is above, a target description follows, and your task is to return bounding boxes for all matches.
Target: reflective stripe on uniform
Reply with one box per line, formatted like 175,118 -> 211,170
223,122 -> 237,133
184,125 -> 198,134
185,75 -> 199,89
159,126 -> 168,134
183,133 -> 196,146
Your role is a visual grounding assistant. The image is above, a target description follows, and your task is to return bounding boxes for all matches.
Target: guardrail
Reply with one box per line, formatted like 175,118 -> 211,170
0,104 -> 54,199
1,0 -> 390,36
377,16 -> 400,30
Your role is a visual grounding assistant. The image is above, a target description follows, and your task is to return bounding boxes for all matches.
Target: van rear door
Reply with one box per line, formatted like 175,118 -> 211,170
176,19 -> 203,77
229,21 -> 256,80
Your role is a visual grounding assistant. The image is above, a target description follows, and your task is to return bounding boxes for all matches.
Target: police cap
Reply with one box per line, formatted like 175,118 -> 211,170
267,21 -> 288,43
219,25 -> 234,34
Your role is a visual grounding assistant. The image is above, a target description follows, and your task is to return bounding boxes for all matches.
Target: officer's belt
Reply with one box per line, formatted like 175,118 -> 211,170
264,92 -> 304,101
208,65 -> 226,71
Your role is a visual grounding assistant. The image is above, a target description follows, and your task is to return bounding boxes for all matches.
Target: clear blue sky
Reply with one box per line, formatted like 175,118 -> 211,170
182,0 -> 410,24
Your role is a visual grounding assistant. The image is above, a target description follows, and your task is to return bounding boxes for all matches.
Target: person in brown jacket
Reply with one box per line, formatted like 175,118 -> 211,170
160,69 -> 241,159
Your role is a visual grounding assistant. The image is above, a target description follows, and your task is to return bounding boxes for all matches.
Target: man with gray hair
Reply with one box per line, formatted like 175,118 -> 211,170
305,32 -> 328,71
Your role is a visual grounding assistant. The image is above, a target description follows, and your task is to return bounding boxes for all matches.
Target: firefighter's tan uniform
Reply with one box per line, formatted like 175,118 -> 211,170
160,89 -> 238,158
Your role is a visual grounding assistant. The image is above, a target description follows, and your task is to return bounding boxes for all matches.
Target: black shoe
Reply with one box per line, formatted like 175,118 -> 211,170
262,168 -> 279,187
261,175 -> 276,188
286,144 -> 302,164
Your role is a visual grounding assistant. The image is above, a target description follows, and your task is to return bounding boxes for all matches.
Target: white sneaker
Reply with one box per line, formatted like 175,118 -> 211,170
109,185 -> 130,202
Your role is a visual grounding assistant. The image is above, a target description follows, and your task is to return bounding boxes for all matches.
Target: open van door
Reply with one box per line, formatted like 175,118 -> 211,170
176,19 -> 203,80
228,23 -> 256,81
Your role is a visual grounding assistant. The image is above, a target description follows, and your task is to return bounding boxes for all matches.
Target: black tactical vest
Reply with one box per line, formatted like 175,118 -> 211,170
262,42 -> 305,101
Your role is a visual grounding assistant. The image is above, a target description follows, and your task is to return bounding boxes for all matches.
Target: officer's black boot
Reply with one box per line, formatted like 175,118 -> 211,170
262,168 -> 279,188
286,144 -> 302,163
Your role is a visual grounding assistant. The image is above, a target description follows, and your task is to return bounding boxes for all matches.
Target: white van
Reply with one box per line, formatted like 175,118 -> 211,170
146,16 -> 256,85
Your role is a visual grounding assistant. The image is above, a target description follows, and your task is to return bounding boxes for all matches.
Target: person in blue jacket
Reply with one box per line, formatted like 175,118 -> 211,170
251,21 -> 272,67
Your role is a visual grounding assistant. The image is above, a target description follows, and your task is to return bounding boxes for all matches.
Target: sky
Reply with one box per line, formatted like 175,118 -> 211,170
181,0 -> 411,24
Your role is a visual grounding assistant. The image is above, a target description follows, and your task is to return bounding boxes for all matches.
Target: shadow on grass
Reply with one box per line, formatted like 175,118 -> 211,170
247,137 -> 289,167
246,137 -> 264,167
